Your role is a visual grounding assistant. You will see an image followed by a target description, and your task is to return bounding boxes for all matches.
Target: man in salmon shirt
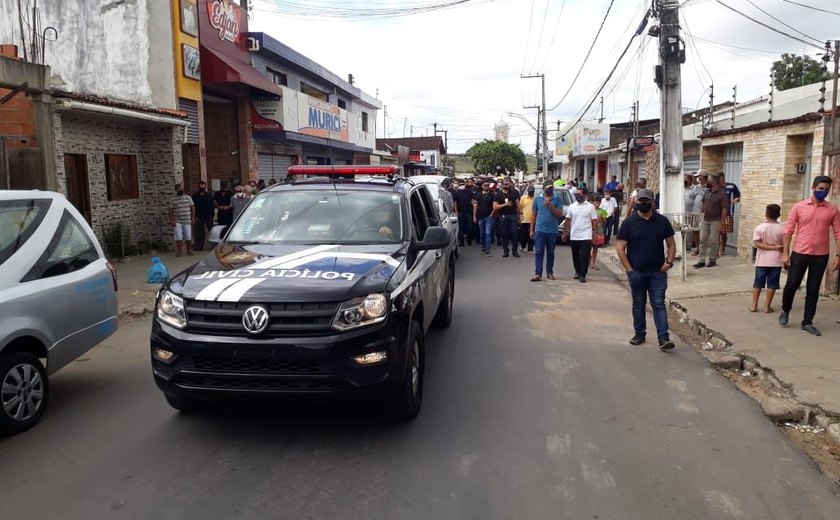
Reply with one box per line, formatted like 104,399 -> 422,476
779,176 -> 840,336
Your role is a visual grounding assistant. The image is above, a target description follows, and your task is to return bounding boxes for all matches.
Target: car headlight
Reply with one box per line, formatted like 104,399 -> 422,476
332,294 -> 388,331
157,290 -> 187,329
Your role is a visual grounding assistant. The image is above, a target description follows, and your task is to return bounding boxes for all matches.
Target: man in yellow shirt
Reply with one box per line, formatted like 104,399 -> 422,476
519,185 -> 536,253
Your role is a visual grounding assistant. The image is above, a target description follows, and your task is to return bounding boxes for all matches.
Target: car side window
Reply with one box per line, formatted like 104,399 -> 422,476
419,187 -> 440,226
409,190 -> 430,241
22,211 -> 100,281
0,199 -> 51,268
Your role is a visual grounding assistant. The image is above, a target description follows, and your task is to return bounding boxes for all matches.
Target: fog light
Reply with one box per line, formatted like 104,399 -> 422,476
154,347 -> 177,363
352,351 -> 388,365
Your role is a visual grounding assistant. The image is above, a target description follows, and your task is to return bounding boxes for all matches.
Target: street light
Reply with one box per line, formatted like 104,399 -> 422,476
507,112 -> 539,133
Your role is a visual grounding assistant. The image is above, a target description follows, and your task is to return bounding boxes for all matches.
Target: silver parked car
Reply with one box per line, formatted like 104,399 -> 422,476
0,191 -> 119,435
409,175 -> 459,258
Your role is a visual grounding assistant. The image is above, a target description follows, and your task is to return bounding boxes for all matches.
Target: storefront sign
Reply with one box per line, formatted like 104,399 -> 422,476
251,96 -> 284,132
573,124 -> 611,156
207,0 -> 240,42
182,44 -> 201,80
632,135 -> 656,153
298,95 -> 349,142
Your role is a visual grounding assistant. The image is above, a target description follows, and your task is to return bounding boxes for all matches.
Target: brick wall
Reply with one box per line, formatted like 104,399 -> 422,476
701,120 -> 823,261
53,112 -> 184,247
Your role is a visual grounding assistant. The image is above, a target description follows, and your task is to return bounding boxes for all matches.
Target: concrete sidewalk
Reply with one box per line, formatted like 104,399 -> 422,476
600,244 -> 840,419
113,251 -> 201,316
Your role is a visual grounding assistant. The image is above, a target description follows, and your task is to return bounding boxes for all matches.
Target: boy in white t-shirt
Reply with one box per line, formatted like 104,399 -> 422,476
751,204 -> 785,313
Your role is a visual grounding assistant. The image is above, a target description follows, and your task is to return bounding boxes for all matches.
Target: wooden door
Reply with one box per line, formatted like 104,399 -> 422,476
64,154 -> 92,223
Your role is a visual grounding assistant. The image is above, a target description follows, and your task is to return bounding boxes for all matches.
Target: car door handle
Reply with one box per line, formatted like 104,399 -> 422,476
435,250 -> 442,259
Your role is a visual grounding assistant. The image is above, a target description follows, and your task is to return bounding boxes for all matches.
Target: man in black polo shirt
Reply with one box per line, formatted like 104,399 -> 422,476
493,179 -> 521,257
616,189 -> 677,350
452,181 -> 475,247
473,180 -> 497,255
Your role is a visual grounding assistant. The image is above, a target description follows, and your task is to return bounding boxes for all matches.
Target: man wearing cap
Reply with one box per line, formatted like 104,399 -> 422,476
616,188 -> 677,350
694,174 -> 729,268
530,181 -> 564,281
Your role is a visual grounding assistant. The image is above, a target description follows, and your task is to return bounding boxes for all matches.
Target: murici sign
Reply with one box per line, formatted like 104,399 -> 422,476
298,95 -> 349,142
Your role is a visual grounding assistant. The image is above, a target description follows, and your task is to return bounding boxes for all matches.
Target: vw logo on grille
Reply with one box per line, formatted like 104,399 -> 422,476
242,305 -> 270,335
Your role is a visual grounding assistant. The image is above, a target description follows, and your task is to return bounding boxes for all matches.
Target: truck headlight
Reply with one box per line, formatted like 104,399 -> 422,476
333,294 -> 388,331
157,290 -> 187,329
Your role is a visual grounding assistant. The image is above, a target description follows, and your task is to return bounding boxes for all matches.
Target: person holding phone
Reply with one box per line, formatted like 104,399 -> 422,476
530,181 -> 564,282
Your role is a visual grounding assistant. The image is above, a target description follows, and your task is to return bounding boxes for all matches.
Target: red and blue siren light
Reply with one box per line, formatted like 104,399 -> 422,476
287,165 -> 400,176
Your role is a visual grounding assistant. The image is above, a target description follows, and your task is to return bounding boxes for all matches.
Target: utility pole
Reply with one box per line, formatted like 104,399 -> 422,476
656,0 -> 685,249
524,103 -> 541,176
598,96 -> 605,124
383,105 -> 387,138
522,74 -> 550,179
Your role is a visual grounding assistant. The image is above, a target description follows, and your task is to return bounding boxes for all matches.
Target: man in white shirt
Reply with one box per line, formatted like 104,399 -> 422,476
601,189 -> 618,244
562,189 -> 600,283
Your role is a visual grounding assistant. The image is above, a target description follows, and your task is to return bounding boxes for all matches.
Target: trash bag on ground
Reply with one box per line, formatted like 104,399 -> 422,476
147,257 -> 169,284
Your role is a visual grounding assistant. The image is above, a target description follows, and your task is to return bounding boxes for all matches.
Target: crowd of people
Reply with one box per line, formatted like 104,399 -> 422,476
168,178 -> 278,257
166,165 -> 840,343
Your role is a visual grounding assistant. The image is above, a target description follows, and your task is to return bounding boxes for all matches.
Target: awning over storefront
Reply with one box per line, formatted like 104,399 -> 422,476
200,47 -> 282,96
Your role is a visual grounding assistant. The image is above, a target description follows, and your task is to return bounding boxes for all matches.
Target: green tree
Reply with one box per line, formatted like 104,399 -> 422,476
771,53 -> 826,91
465,140 -> 528,175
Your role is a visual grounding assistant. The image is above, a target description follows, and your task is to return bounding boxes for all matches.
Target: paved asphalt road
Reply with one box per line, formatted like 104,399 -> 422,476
2,245 -> 839,520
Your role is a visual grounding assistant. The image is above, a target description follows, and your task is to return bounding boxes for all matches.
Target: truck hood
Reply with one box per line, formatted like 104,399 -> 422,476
174,243 -> 406,303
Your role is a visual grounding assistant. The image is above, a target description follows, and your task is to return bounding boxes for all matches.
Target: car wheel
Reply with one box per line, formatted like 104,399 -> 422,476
433,266 -> 455,328
164,392 -> 205,413
0,352 -> 49,435
390,320 -> 424,421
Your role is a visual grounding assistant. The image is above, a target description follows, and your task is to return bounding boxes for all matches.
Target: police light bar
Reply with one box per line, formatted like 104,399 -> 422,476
287,165 -> 400,176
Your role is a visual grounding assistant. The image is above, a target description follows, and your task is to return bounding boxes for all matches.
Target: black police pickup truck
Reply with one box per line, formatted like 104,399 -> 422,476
151,165 -> 456,419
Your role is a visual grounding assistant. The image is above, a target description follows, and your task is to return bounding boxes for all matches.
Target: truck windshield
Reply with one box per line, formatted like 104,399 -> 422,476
226,190 -> 405,245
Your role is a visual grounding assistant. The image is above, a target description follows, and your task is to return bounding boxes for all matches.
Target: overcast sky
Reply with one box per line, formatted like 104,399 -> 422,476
251,0 -> 838,153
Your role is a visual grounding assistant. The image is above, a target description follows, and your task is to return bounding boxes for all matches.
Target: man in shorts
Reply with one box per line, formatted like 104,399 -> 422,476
169,183 -> 195,257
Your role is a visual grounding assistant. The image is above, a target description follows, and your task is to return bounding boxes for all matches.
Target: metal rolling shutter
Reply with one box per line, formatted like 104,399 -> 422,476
258,154 -> 293,182
683,157 -> 700,174
178,99 -> 199,144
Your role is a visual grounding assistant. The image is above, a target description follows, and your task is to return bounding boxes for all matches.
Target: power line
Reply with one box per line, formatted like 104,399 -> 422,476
691,35 -> 780,55
528,0 -> 553,73
776,0 -> 840,17
743,0 -> 822,44
521,0 -> 537,74
713,0 -> 823,50
535,0 -> 568,73
546,0 -> 617,112
559,11 -> 650,138
254,0 -> 504,19
681,9 -> 714,85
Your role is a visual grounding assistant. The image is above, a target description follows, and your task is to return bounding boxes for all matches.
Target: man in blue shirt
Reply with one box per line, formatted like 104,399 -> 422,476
604,175 -> 619,194
529,180 -> 564,282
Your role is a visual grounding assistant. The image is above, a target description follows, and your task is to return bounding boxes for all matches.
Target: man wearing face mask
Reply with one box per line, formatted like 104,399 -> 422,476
473,180 -> 496,256
169,183 -> 195,257
616,189 -> 677,349
493,179 -> 521,257
562,189 -> 599,282
192,181 -> 215,251
779,176 -> 840,336
694,174 -> 729,269
231,184 -> 249,220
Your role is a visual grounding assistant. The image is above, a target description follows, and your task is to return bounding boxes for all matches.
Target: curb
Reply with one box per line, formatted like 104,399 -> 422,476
601,252 -> 840,445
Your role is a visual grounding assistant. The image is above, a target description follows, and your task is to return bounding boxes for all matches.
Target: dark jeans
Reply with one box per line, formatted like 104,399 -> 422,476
781,252 -> 829,326
458,213 -> 472,244
478,216 -> 495,251
498,215 -> 519,253
570,239 -> 592,278
534,232 -> 558,276
604,216 -> 615,243
193,217 -> 213,250
628,270 -> 670,339
519,223 -> 534,251
613,205 -> 621,235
